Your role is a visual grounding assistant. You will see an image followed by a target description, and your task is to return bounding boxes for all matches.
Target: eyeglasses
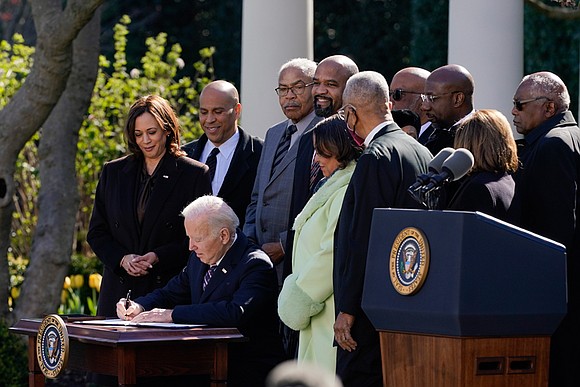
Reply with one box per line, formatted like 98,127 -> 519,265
390,89 -> 422,102
274,81 -> 313,97
337,104 -> 356,121
420,91 -> 462,103
512,96 -> 550,111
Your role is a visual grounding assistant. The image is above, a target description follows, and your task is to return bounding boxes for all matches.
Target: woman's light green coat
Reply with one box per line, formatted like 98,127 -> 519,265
278,161 -> 355,373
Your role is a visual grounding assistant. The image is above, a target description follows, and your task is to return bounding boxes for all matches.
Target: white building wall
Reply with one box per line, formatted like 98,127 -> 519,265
448,0 -> 523,135
240,0 -> 313,139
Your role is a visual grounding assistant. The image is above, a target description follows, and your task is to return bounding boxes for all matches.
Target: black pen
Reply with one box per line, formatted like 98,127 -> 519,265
125,289 -> 132,310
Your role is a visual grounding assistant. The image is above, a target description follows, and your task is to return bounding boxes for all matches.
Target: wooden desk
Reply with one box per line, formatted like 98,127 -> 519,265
11,318 -> 245,387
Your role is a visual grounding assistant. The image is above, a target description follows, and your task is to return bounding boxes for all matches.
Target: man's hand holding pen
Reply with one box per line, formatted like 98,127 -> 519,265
117,290 -> 143,320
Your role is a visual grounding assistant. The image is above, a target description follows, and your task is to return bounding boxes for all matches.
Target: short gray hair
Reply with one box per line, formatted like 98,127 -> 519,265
279,58 -> 317,78
343,71 -> 390,108
182,195 -> 239,235
521,72 -> 570,110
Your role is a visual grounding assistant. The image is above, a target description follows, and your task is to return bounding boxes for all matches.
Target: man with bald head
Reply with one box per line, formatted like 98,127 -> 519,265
510,71 -> 580,387
312,55 -> 359,118
333,71 -> 432,386
420,64 -> 475,155
390,67 -> 432,143
183,80 -> 263,226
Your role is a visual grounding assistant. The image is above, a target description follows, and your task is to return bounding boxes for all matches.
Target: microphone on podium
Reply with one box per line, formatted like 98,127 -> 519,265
420,148 -> 474,194
408,147 -> 455,191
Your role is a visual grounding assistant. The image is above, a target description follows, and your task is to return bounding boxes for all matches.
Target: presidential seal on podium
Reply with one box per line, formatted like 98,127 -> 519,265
389,227 -> 430,295
36,314 -> 69,378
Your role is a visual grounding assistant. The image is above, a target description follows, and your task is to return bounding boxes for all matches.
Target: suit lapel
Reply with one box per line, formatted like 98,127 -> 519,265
189,136 -> 207,161
218,128 -> 250,197
263,124 -> 287,185
191,256 -> 206,303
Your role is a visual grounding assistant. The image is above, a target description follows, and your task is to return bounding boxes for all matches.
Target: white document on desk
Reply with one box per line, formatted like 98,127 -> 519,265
74,319 -> 205,329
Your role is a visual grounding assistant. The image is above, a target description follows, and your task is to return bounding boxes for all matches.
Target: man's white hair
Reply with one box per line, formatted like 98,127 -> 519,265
182,195 -> 239,235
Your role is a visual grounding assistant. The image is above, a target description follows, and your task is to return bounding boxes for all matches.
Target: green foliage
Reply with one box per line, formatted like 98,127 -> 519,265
0,34 -> 34,106
525,2 -> 580,115
0,320 -> 27,386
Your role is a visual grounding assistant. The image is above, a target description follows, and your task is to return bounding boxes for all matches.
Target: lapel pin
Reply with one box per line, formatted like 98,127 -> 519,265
163,175 -> 169,179
222,268 -> 227,274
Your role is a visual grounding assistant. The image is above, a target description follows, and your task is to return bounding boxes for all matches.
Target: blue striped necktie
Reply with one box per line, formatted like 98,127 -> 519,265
203,265 -> 217,291
271,124 -> 297,178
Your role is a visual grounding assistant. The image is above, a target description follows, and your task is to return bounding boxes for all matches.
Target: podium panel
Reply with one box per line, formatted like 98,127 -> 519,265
380,332 -> 550,387
362,209 -> 567,387
362,209 -> 567,337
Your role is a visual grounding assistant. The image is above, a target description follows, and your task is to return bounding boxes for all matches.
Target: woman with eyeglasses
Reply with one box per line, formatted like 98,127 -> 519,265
446,109 -> 519,221
278,115 -> 362,373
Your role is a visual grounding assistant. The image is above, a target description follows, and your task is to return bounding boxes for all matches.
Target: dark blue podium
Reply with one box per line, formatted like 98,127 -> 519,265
362,209 -> 567,387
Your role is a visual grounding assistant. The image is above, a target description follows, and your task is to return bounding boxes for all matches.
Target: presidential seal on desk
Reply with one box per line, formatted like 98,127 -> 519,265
389,227 -> 430,295
36,314 -> 69,378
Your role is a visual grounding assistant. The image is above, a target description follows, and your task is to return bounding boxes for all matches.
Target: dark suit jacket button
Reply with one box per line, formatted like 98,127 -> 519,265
156,276 -> 162,284
263,202 -> 269,206
114,222 -> 119,228
165,222 -> 173,229
262,228 -> 267,233
119,277 -> 124,284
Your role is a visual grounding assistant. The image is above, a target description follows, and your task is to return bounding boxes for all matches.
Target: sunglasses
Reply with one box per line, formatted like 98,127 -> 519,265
512,96 -> 550,111
390,88 -> 422,102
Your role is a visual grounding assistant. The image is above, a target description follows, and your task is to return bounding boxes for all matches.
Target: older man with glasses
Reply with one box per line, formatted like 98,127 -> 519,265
420,64 -> 475,155
390,67 -> 432,143
510,71 -> 580,387
244,58 -> 322,359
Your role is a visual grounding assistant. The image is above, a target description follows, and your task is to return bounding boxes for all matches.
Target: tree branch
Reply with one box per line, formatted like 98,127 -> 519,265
526,0 -> 580,19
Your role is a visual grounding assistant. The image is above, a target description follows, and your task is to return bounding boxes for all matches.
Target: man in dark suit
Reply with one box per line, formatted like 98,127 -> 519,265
182,80 -> 263,226
333,71 -> 432,387
510,71 -> 580,387
420,64 -> 475,155
285,55 -> 359,275
390,67 -> 432,143
119,195 -> 285,387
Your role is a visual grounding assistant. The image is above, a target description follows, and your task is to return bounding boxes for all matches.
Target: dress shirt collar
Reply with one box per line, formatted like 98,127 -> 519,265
201,129 -> 239,163
364,120 -> 395,147
288,110 -> 316,148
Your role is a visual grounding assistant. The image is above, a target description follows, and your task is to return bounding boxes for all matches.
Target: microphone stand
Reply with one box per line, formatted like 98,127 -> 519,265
407,186 -> 441,210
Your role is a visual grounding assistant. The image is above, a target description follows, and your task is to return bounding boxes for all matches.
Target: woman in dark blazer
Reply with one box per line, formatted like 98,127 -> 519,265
447,109 -> 519,222
88,95 -> 211,317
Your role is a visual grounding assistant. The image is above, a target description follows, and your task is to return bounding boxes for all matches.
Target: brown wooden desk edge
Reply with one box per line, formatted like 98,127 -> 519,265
10,318 -> 245,387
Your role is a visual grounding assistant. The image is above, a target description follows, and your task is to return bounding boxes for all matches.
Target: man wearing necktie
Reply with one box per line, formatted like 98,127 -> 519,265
283,55 -> 360,284
244,58 -> 321,291
118,195 -> 284,387
183,80 -> 263,227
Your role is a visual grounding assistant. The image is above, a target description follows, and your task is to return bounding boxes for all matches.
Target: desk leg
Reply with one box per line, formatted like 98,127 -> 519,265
210,342 -> 228,387
27,336 -> 45,387
117,346 -> 137,386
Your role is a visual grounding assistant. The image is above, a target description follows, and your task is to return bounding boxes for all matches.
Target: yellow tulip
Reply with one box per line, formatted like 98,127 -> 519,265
63,276 -> 71,289
61,289 -> 68,304
71,274 -> 84,289
10,287 -> 20,300
89,273 -> 102,292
